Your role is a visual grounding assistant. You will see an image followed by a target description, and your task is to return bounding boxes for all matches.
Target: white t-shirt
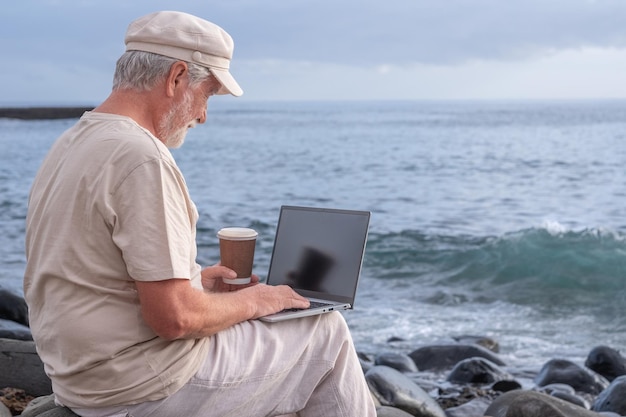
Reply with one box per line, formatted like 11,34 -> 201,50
24,112 -> 209,408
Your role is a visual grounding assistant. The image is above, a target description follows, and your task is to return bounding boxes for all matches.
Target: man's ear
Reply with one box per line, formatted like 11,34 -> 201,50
165,61 -> 188,98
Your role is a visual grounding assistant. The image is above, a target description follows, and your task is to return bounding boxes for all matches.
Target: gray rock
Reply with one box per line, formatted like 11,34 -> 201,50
446,357 -> 512,385
585,346 -> 626,382
0,288 -> 28,326
491,380 -> 522,393
549,390 -> 590,409
0,318 -> 32,341
366,365 -> 446,417
0,402 -> 11,417
375,352 -> 419,373
21,395 -> 79,417
409,344 -> 505,372
535,358 -> 609,395
536,383 -> 589,408
0,338 -> 51,397
376,405 -> 414,417
592,375 -> 626,415
536,383 -> 576,395
21,395 -> 57,417
443,397 -> 491,417
484,390 -> 605,417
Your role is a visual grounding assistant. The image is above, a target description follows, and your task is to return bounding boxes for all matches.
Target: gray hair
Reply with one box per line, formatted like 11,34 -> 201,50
112,50 -> 212,91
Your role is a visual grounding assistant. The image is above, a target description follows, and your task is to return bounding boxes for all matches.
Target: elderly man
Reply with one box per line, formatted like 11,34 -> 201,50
24,11 -> 375,417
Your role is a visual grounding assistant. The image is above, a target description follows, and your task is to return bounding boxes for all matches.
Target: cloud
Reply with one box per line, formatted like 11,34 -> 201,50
2,0 -> 626,102
212,0 -> 626,66
234,46 -> 626,101
5,0 -> 626,66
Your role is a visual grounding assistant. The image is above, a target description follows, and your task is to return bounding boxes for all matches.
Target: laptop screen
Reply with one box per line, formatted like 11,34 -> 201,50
266,206 -> 371,305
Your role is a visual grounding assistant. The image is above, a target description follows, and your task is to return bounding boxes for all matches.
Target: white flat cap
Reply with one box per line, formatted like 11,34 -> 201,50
125,11 -> 243,97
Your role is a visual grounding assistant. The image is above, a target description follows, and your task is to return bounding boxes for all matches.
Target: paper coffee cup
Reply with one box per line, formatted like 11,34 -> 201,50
217,227 -> 258,284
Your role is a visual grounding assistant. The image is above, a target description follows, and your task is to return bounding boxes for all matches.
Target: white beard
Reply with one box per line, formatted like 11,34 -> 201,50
158,89 -> 195,149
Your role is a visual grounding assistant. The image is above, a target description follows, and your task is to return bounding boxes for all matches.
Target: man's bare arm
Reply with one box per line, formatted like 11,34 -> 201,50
135,275 -> 309,340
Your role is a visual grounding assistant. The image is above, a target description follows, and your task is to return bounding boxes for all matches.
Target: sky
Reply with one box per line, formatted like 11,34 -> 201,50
2,0 -> 626,104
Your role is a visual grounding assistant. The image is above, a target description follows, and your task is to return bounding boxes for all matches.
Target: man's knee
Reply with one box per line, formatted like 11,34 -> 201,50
318,312 -> 351,340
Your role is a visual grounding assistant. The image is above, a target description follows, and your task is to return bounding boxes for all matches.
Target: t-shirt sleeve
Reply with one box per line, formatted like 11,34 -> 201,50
110,157 -> 196,281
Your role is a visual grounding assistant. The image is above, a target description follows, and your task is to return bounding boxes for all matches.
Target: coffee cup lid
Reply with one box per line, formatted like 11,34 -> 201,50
217,227 -> 258,240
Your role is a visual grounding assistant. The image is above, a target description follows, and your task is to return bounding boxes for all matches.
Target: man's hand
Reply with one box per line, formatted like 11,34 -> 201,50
242,284 -> 310,319
200,264 -> 310,317
200,263 -> 260,292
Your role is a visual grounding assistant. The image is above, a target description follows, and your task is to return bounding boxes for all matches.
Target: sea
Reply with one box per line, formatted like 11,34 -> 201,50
1,99 -> 625,373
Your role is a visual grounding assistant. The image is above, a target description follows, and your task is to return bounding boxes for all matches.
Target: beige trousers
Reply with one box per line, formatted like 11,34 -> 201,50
75,312 -> 376,417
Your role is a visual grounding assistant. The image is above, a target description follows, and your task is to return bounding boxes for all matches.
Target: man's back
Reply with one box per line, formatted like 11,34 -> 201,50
24,112 -> 209,408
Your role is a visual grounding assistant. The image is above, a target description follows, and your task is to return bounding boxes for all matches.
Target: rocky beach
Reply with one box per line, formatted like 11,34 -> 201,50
1,287 -> 625,417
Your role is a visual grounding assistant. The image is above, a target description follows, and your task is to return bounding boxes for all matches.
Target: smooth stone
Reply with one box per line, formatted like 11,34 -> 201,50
365,365 -> 446,417
0,288 -> 29,327
592,375 -> 626,415
21,395 -> 78,417
0,338 -> 52,397
409,344 -> 505,372
359,351 -> 375,373
387,336 -> 406,343
484,390 -> 606,417
375,352 -> 419,373
20,395 -> 57,417
408,376 -> 445,395
491,380 -> 522,393
444,396 -> 491,417
535,358 -> 609,395
585,346 -> 626,382
447,357 -> 512,385
549,390 -> 589,408
376,405 -> 415,417
536,383 -> 576,395
0,318 -> 33,341
536,383 -> 589,408
0,402 -> 11,417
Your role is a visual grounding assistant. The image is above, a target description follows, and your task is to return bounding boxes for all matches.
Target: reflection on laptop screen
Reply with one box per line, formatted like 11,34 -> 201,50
266,206 -> 370,302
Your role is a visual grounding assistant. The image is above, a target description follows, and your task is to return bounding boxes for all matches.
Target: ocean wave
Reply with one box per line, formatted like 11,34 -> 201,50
364,225 -> 626,312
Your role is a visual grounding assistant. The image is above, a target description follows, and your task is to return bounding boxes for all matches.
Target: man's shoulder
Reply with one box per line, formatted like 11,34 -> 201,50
78,112 -> 167,157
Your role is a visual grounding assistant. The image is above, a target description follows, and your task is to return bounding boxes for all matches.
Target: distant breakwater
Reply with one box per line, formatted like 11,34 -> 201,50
0,107 -> 94,120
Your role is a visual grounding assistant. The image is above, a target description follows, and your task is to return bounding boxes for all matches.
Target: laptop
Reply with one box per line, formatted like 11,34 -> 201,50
259,205 -> 371,322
